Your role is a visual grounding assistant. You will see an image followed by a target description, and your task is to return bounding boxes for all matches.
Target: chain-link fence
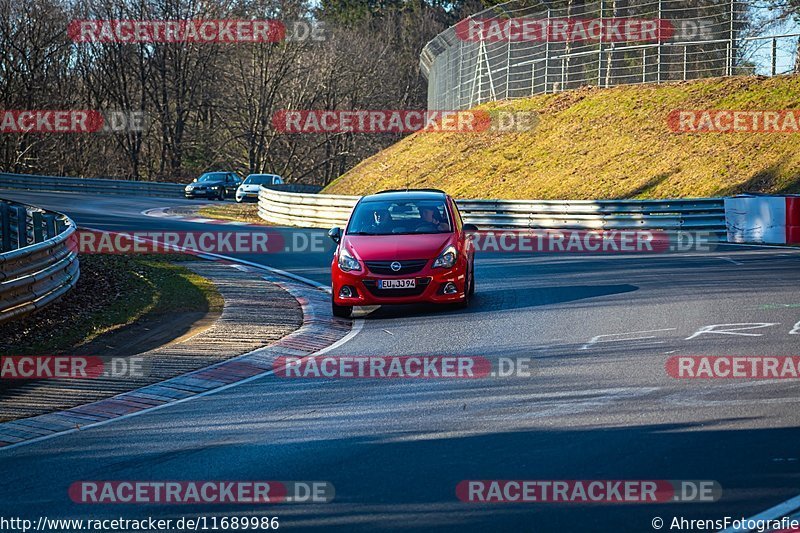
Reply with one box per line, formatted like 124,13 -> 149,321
420,0 -> 799,110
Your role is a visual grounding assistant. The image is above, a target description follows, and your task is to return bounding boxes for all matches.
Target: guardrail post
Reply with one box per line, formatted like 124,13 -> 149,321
43,214 -> 57,239
13,205 -> 28,249
0,203 -> 9,252
55,217 -> 66,235
32,211 -> 44,243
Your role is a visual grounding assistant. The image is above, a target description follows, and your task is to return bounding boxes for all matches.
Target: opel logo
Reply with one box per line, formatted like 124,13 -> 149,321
390,261 -> 402,272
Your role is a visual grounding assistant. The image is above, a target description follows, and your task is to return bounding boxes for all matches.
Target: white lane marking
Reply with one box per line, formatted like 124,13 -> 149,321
685,323 -> 779,340
580,328 -> 676,350
0,319 -> 364,453
791,321 -> 800,335
720,493 -> 800,532
718,256 -> 744,265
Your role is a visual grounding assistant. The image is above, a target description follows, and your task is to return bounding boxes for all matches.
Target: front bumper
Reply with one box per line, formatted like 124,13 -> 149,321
235,192 -> 259,202
185,189 -> 218,198
332,264 -> 467,306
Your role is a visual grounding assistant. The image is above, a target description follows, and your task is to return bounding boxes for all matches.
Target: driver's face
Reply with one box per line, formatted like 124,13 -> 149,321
420,208 -> 435,222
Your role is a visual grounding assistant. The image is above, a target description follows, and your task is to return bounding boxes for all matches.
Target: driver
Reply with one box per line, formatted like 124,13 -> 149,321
417,206 -> 449,231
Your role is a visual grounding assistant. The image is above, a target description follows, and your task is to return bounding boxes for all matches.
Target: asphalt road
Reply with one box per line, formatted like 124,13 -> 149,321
2,190 -> 800,532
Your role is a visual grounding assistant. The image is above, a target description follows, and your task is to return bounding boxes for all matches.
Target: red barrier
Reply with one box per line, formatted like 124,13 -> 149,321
788,197 -> 800,226
787,225 -> 800,245
788,197 -> 800,244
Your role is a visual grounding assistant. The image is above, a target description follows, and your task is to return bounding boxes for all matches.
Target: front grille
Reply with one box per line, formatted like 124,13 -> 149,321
365,259 -> 428,275
363,277 -> 431,297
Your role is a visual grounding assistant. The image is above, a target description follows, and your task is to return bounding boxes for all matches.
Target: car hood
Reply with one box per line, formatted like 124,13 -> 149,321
190,180 -> 224,187
238,184 -> 261,191
345,234 -> 452,261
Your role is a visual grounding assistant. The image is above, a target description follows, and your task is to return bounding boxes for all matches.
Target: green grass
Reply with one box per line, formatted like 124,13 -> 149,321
0,255 -> 224,356
323,75 -> 800,200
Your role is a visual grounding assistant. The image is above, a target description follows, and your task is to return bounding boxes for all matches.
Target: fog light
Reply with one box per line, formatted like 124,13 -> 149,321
443,282 -> 458,295
339,286 -> 354,298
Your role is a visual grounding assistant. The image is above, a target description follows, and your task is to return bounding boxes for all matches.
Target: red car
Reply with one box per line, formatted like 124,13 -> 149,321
328,189 -> 477,318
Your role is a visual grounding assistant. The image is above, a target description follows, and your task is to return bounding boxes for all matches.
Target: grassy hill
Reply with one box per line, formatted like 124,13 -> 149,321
323,76 -> 800,199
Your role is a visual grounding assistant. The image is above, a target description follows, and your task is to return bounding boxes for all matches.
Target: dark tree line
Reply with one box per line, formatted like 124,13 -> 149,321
0,0 -> 473,184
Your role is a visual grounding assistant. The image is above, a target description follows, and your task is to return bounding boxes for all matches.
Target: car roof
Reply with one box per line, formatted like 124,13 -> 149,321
361,189 -> 447,203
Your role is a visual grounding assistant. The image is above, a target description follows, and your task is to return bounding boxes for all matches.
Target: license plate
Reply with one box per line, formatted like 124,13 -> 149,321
378,278 -> 416,289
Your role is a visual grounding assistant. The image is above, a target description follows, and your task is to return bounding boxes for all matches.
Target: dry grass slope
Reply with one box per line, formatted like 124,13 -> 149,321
323,75 -> 800,199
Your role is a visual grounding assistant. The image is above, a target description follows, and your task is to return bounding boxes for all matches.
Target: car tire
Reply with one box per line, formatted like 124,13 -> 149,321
456,264 -> 473,309
468,259 -> 475,296
332,298 -> 353,318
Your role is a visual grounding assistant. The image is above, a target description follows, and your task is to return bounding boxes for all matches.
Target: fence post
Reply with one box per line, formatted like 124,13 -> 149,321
642,48 -> 647,83
772,37 -> 778,76
598,0 -> 604,86
657,0 -> 662,83
505,26 -> 512,99
544,8 -> 551,94
730,0 -> 736,75
683,46 -> 688,80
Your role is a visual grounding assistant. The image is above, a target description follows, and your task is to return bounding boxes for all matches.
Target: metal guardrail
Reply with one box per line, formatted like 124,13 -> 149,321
0,172 -> 185,198
258,187 -> 727,234
0,199 -> 80,324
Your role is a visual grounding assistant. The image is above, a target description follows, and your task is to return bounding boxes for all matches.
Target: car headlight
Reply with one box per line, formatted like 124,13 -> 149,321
433,245 -> 458,269
338,248 -> 361,272
185,185 -> 192,191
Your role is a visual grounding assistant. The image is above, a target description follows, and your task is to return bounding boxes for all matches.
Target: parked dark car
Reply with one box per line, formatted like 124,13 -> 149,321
184,172 -> 243,200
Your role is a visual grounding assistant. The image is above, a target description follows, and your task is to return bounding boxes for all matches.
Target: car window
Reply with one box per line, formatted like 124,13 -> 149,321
348,199 -> 451,235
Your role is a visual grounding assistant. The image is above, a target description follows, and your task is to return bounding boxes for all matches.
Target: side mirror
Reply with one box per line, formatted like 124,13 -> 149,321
328,227 -> 342,244
463,223 -> 479,232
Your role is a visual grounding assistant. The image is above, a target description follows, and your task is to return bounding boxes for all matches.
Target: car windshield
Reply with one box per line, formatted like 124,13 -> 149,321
347,199 -> 452,235
243,175 -> 276,185
197,173 -> 227,182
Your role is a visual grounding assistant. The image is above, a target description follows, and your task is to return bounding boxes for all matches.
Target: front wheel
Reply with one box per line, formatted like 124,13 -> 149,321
332,298 -> 353,318
456,264 -> 473,309
218,189 -> 225,201
468,260 -> 475,296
